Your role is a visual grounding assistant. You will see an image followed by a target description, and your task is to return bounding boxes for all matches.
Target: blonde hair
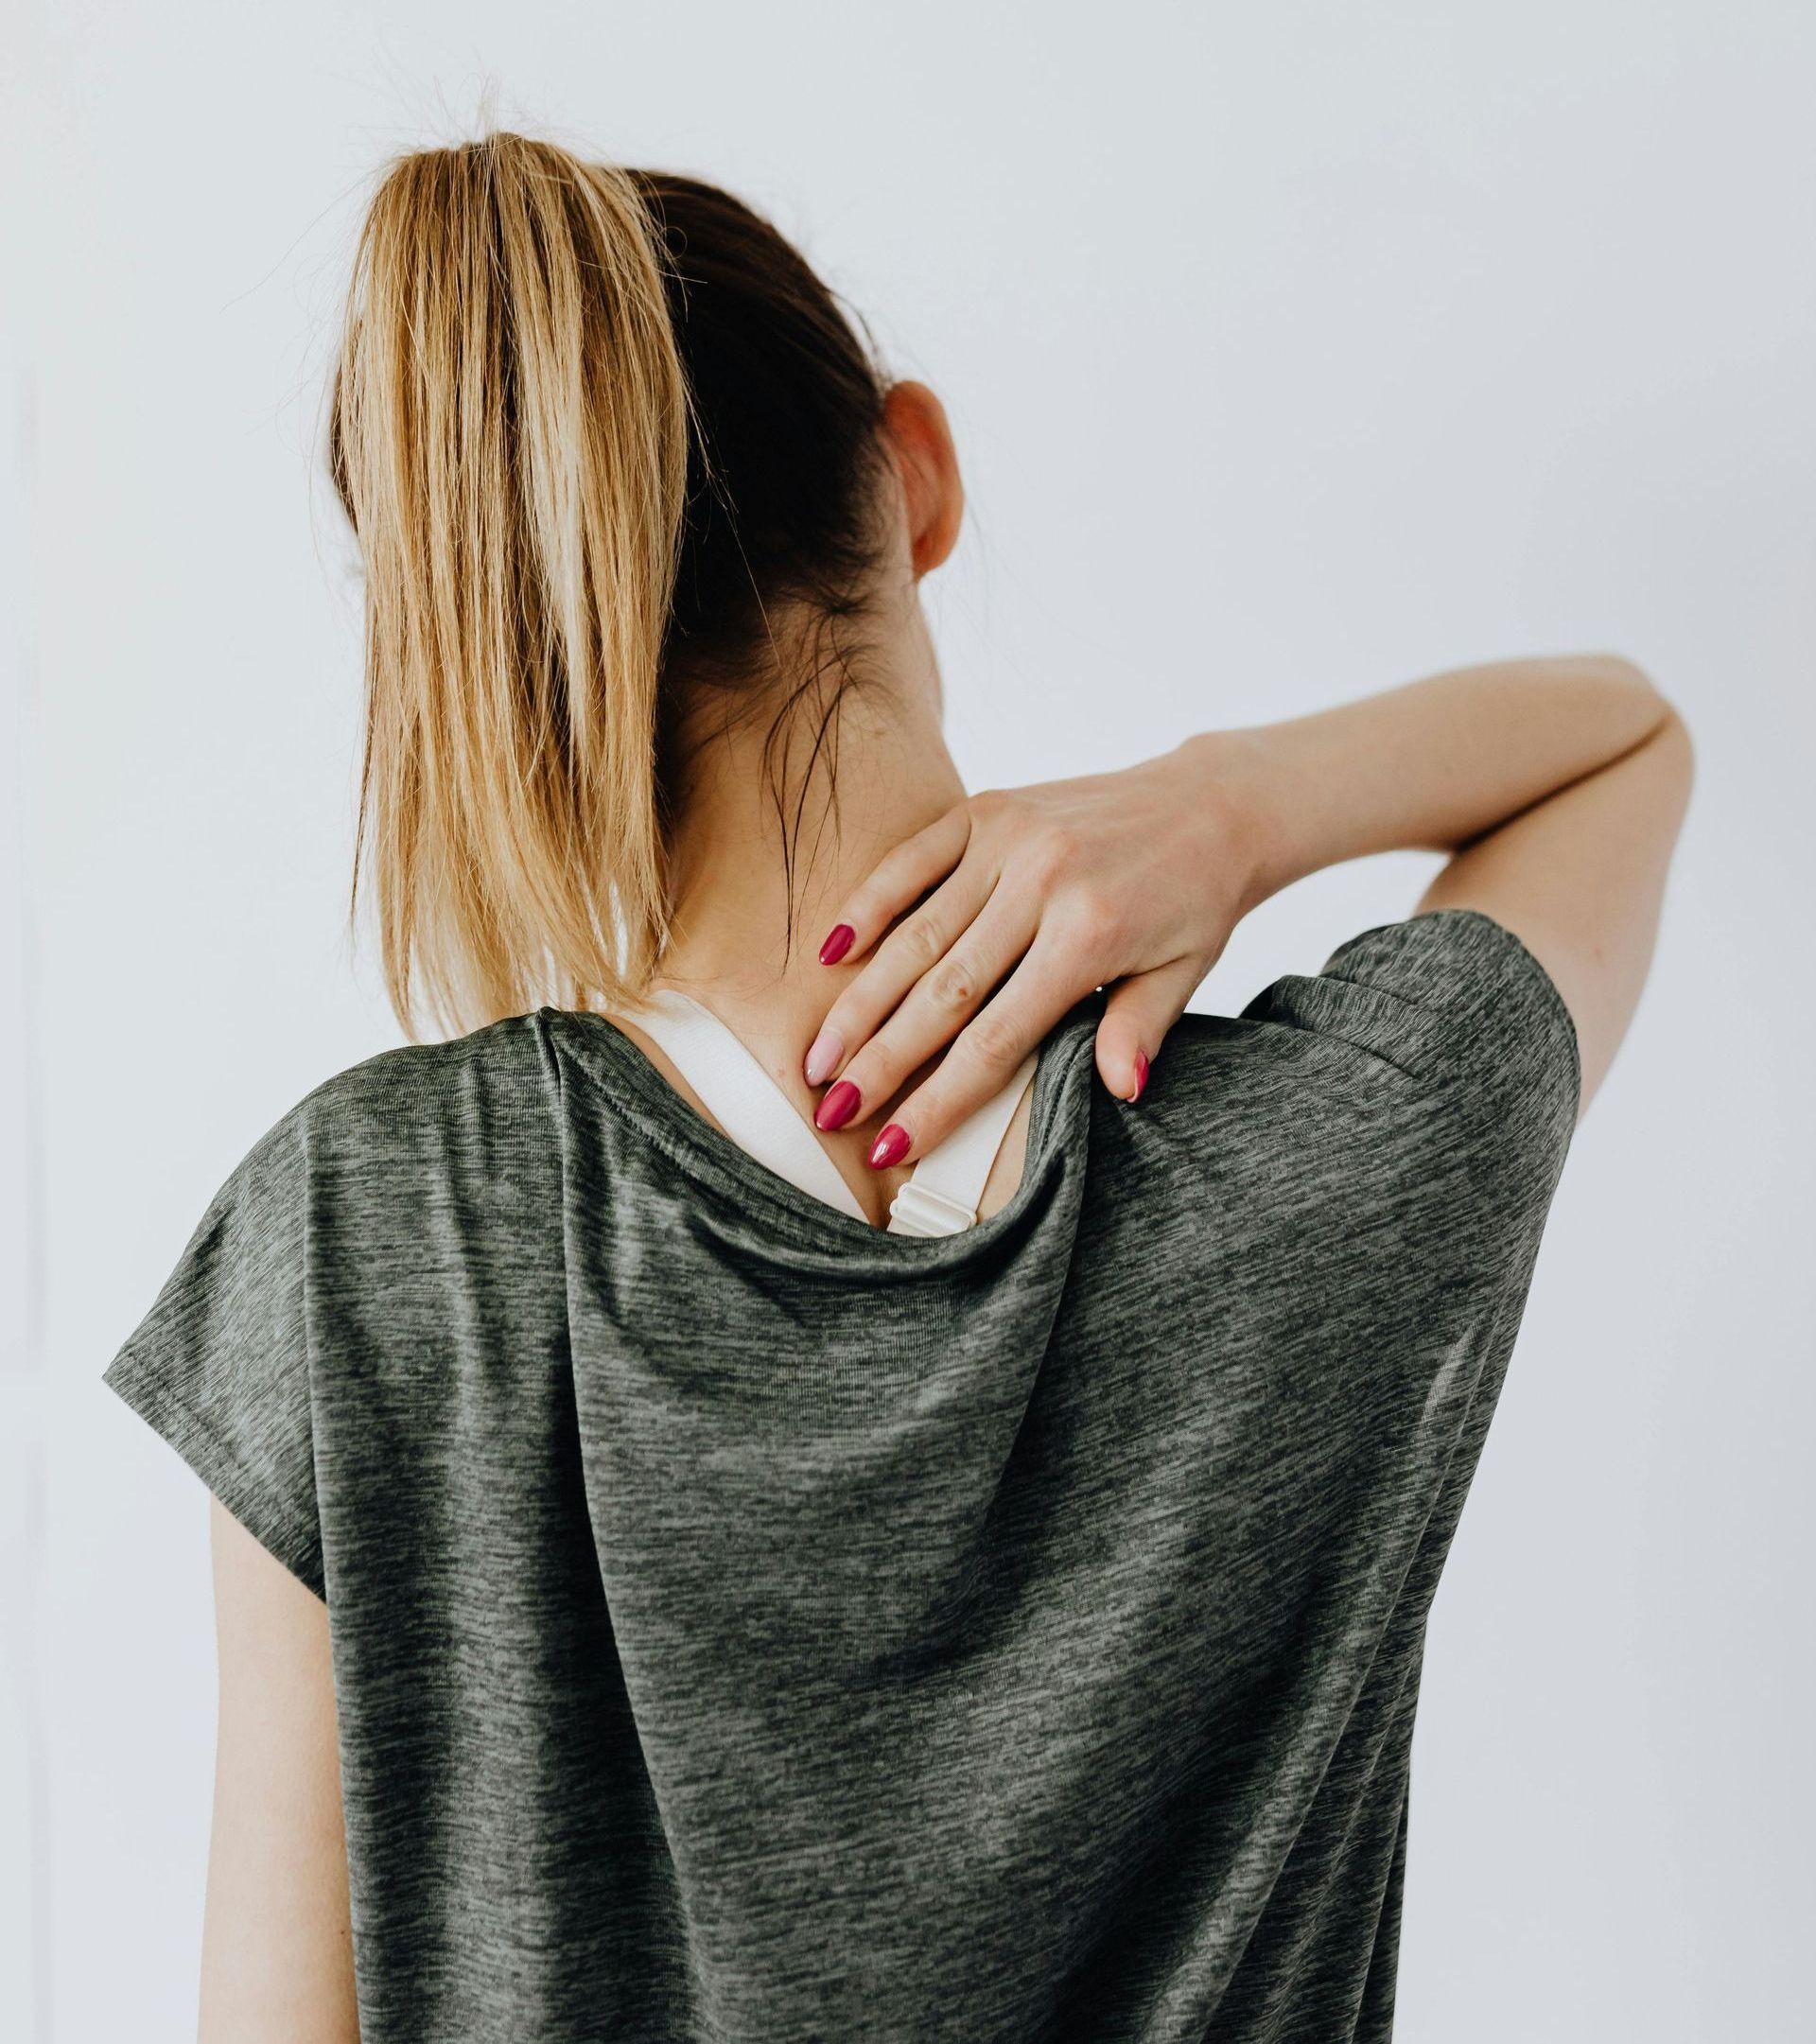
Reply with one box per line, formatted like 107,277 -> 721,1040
329,133 -> 690,1039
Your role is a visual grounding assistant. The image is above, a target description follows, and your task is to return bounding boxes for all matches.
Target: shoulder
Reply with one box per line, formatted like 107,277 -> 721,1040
276,1010 -> 555,1181
133,1010 -> 557,1300
1125,911 -> 1580,1228
175,1012 -> 567,1385
1239,908 -> 1580,1141
186,1013 -> 562,1259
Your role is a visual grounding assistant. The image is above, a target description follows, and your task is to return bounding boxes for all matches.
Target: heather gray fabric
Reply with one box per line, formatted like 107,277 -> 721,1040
103,907 -> 1580,2041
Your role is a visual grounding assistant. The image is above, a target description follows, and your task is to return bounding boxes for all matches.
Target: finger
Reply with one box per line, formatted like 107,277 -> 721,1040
814,803 -> 973,967
803,858 -> 1005,1087
1095,957 -> 1204,1102
811,884 -> 1035,1125
861,933 -> 1091,1166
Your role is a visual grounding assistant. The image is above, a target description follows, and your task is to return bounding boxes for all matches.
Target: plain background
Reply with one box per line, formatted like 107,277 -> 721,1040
5,2 -> 1812,2037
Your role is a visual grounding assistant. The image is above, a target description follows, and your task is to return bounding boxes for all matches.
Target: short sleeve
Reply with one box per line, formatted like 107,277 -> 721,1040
1243,907 -> 1582,1157
102,1098 -> 323,1599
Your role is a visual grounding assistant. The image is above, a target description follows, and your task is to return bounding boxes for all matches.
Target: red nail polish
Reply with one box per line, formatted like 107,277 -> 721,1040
868,1123 -> 911,1169
819,923 -> 855,966
815,1079 -> 862,1131
1129,1052 -> 1149,1102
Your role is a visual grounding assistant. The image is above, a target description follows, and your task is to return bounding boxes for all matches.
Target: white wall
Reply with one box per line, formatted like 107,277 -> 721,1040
7,3 -> 1812,2037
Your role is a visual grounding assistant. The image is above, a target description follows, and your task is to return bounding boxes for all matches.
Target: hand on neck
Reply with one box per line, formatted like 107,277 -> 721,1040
642,368 -> 972,1100
650,621 -> 965,1079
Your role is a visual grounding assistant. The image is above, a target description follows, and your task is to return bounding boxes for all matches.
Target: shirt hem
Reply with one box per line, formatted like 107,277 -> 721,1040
101,1346 -> 326,1601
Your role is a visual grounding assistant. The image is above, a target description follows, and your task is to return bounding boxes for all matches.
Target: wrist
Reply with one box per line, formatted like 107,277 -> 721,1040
1171,727 -> 1297,919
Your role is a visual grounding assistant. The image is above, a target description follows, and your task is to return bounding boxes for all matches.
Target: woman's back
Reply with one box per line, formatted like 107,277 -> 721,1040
105,906 -> 1578,2039
96,127 -> 1691,2041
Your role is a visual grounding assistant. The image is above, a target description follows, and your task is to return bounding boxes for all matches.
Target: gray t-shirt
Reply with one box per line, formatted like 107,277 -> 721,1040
103,907 -> 1580,2041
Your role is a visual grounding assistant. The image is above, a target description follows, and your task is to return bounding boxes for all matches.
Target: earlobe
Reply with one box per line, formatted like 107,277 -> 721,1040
883,380 -> 964,578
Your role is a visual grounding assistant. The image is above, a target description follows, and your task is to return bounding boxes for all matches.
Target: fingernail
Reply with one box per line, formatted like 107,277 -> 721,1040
1128,1052 -> 1149,1103
803,1027 -> 844,1087
868,1123 -> 911,1169
819,923 -> 855,966
814,1079 -> 862,1131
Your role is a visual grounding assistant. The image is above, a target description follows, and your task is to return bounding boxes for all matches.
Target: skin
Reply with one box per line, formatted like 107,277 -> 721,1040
201,376 -> 1693,2034
203,1495 -> 358,2039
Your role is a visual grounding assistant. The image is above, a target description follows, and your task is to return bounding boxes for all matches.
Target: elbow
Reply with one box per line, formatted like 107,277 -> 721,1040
1577,650 -> 1670,714
1608,655 -> 1693,759
1614,679 -> 1697,828
1579,653 -> 1692,770
1651,701 -> 1697,806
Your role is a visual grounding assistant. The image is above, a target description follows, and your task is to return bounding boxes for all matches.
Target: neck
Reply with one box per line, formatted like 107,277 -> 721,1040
651,634 -> 965,1065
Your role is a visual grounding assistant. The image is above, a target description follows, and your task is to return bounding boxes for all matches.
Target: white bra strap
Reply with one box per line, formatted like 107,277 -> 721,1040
627,990 -> 870,1223
885,1052 -> 1039,1238
624,988 -> 1038,1237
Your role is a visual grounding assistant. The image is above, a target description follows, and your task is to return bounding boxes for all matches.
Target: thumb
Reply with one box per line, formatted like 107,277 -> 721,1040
1095,957 -> 1203,1102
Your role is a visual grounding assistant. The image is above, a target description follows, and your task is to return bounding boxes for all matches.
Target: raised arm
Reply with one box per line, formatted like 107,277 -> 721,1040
1203,655 -> 1693,1110
806,655 -> 1692,1155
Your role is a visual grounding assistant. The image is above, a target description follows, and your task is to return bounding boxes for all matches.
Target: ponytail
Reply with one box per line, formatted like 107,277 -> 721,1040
330,132 -> 690,1037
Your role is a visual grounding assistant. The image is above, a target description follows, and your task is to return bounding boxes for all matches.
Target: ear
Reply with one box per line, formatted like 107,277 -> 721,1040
881,380 -> 964,578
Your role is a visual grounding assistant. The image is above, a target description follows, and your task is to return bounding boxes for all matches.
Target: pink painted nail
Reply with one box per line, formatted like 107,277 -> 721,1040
819,923 -> 855,966
815,1079 -> 862,1132
803,1026 -> 844,1087
1129,1052 -> 1149,1102
868,1123 -> 911,1169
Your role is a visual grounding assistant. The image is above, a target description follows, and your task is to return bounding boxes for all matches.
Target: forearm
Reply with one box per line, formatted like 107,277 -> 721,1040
799,652 -> 1689,1143
1187,655 -> 1677,912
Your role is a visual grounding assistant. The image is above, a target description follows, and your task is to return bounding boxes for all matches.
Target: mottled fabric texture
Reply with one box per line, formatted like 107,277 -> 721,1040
104,908 -> 1580,2041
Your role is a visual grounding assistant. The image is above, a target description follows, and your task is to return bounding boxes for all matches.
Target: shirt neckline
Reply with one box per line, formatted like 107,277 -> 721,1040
536,996 -> 1104,1274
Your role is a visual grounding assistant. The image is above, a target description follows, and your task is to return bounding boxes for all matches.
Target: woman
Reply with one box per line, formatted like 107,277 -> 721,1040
104,132 -> 1692,2041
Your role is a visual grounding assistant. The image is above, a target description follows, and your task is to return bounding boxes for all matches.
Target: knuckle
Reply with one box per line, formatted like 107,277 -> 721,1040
971,787 -> 1036,844
1059,886 -> 1122,952
963,1007 -> 1022,1073
1028,824 -> 1080,887
885,915 -> 946,973
905,916 -> 948,970
926,959 -> 977,1015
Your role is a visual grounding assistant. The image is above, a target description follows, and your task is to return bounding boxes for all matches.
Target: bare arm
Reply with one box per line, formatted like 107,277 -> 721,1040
1207,655 -> 1694,1111
201,1496 -> 358,2042
806,655 -> 1692,1147
1414,712 -> 1692,1110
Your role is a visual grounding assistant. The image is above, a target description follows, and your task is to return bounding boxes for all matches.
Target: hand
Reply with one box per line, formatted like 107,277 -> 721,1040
801,737 -> 1264,1166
